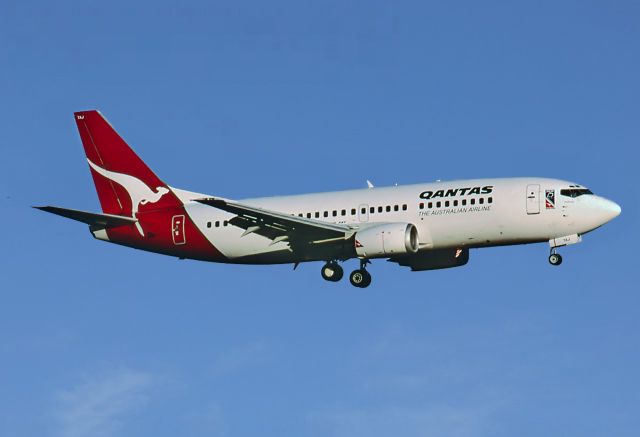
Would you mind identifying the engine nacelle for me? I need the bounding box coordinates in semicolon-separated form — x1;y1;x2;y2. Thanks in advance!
354;223;419;258
391;248;470;271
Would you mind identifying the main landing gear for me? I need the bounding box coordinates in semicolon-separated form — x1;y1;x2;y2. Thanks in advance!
320;259;372;288
349;266;371;288
321;261;344;282
548;248;563;266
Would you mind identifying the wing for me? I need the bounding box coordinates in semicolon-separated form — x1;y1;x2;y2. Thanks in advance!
194;197;355;249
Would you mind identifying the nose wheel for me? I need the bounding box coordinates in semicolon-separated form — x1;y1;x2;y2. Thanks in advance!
321;261;344;282
548;249;563;266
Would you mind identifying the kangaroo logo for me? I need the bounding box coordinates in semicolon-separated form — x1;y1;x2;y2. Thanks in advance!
87;159;170;236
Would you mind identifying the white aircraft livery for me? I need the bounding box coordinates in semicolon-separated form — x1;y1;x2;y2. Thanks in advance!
37;111;621;288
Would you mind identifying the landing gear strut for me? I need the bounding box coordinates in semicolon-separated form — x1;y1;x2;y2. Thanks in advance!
349;259;372;288
548;248;563;266
321;261;344;282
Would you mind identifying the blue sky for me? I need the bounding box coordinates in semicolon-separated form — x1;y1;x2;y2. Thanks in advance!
1;1;638;436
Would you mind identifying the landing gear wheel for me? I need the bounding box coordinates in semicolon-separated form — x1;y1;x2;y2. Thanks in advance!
321;262;343;282
548;253;563;266
349;269;372;288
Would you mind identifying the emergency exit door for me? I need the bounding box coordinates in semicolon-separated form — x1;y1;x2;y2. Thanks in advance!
526;184;540;215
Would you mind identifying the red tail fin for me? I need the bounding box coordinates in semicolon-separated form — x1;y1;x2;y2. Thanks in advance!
72;110;223;261
74;110;179;219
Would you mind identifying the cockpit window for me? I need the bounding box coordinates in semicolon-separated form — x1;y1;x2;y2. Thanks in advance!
560;188;593;198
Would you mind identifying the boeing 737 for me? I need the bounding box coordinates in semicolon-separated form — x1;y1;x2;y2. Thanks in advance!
36;111;621;287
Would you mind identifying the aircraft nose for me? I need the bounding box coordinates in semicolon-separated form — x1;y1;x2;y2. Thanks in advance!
597;197;621;223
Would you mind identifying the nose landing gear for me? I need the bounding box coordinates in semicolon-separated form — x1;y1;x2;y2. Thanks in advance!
547;234;581;266
548;249;563;266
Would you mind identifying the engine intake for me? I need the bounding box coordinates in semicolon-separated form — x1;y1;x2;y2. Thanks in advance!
355;223;419;258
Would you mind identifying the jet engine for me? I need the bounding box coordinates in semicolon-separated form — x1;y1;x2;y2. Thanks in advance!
354;223;419;258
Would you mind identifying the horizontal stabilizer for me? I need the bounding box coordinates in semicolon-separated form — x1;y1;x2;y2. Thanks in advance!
34;206;137;229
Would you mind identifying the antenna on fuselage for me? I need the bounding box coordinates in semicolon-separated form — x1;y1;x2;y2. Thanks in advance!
366;180;374;189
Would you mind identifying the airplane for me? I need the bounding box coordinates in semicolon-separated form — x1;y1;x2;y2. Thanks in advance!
36;110;621;288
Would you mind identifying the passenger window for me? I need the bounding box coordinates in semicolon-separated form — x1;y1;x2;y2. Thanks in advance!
470;199;475;205
479;198;484;204
223;220;228;226
488;197;492;204
207;222;211;228
462;199;466;206
215;221;220;227
436;201;441;208
324;211;328;218
402;204;407;211
315;212;320;218
445;201;450;207
341;209;346;216
393;205;399;212
428;202;433;209
332;210;337;217
378;206;383;213
370;206;375;214
386;205;391;212
351;208;356;215
307;213;311;218
453;200;458;207
419;203;424;210
361;207;366;214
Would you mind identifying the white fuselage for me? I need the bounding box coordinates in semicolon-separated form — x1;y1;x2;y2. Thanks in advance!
169;177;620;264
56;110;621;285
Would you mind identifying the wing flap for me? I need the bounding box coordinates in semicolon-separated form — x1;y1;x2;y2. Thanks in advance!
229;215;285;241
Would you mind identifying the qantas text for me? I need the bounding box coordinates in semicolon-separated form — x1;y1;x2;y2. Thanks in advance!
419;186;493;200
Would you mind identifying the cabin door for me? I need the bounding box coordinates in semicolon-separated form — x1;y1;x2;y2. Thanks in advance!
526;184;540;215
